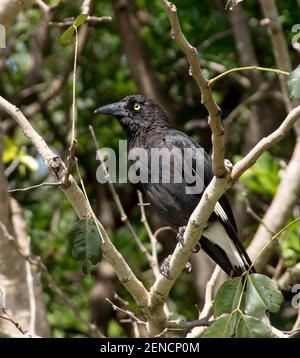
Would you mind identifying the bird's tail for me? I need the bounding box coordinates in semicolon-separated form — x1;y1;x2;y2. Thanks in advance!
201;221;255;277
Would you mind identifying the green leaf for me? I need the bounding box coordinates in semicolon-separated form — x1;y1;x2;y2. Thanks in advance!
203;313;272;338
288;65;300;99
69;218;102;274
60;25;75;45
74;14;88;28
202;315;234;338
214;277;243;317
235;314;272;338
245;274;284;318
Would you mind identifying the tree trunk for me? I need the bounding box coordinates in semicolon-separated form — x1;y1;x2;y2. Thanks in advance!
0;130;50;337
0;0;33;28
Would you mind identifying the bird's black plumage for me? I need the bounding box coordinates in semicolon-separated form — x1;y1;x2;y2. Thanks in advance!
95;95;254;276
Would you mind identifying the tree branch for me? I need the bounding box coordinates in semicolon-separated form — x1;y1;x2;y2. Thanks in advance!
159;0;226;178
49;16;112;28
8;182;61;193
106;298;146;326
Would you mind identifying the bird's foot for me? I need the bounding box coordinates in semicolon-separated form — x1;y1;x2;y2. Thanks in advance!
184;261;192;274
176;226;186;247
176;226;201;253
160;255;172;279
160;255;192;278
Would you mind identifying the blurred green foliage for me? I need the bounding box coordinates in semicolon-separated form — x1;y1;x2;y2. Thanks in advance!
238;152;280;197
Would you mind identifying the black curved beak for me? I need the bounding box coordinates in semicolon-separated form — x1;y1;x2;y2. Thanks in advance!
94;102;126;118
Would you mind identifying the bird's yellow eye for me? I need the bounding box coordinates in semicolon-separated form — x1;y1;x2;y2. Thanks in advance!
133;103;141;111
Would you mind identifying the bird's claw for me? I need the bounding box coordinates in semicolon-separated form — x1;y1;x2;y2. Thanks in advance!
176;226;186;248
176;226;201;253
192;242;201;253
184;261;192;274
160;255;172;279
160;255;192;277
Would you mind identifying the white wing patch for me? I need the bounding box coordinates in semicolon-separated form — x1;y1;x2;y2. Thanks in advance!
215;201;230;227
202;221;246;270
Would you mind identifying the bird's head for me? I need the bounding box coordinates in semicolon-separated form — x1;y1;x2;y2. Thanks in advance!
94;95;171;139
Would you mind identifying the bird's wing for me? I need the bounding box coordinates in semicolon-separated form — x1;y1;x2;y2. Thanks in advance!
163;130;254;276
162;130;213;190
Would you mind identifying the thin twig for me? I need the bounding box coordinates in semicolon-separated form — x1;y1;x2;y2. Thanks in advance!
199;29;232;51
36;0;52;13
288;327;300;338
74;159;105;244
0;309;27;336
81;0;92;14
49;16;112;28
154;327;168;337
132;321;141;338
153;226;172;239
24;21;90;117
8;182;61;193
113;292;129;307
56;2;105;247
272;257;284;281
244;196;275;235
41;263;104;337
89;126;155;269
137;190;160;278
4;158;20;177
64;26;79;186
106;298;146;326
184;266;221;338
185;266;222;338
199;265;222;319
209;66;289;88
167;316;212;331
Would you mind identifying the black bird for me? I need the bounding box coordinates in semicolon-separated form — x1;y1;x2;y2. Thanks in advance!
95;95;254;276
